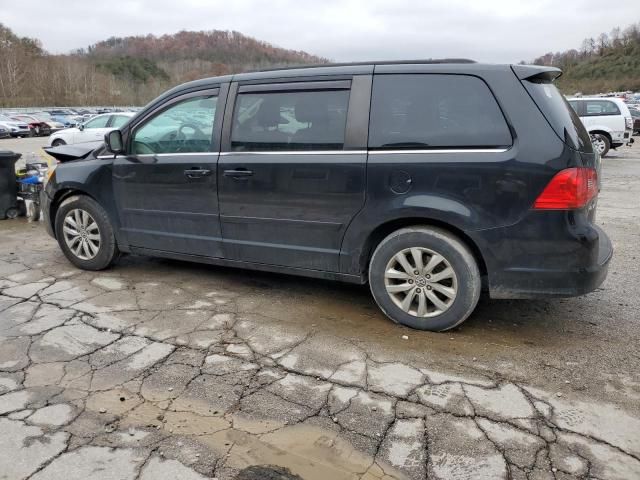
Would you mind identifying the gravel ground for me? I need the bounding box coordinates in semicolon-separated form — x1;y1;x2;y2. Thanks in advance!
0;136;639;479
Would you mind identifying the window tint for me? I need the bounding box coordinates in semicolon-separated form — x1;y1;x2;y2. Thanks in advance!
231;89;350;151
110;115;131;128
84;115;110;129
584;100;621;116
369;74;512;149
132;95;217;154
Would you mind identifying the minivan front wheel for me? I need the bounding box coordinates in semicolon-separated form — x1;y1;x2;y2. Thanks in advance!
54;195;118;270
369;227;481;331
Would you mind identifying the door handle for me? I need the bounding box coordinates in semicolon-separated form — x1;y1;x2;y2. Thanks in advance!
184;168;212;179
223;169;253;179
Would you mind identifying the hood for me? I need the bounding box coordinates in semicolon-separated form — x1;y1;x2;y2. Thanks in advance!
43;145;96;163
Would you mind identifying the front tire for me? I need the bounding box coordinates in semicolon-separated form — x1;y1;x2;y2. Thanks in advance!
54;195;118;270
369;226;481;331
51;139;66;147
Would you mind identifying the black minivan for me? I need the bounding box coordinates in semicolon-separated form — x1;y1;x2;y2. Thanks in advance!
42;60;612;331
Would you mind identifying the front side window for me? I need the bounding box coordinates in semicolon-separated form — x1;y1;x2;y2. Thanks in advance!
84;115;110;129
231;89;350;151
584;100;621;116
369;74;512;149
132;95;217;154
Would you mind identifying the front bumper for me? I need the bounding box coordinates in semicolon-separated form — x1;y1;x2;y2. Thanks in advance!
41;188;55;238
10;129;30;137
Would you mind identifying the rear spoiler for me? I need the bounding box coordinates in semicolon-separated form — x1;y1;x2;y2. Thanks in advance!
511;65;562;83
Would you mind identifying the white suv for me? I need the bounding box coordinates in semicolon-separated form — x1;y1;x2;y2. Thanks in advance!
568;97;634;157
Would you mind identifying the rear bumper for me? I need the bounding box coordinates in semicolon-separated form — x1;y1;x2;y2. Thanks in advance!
488;226;612;298
471;211;613;299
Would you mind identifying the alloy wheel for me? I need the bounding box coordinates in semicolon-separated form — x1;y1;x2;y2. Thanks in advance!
63;209;101;260
384;247;458;317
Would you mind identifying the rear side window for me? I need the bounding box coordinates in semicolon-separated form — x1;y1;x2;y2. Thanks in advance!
520;81;592;152
368;74;512;149
231;89;350;151
84;115;110;129
110;115;131;128
584;100;621;116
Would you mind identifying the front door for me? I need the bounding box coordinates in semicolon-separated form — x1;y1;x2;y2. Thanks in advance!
113;88;224;257
218;79;369;272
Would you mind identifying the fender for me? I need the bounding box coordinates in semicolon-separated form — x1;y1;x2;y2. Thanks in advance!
339;194;477;276
45;157;124;246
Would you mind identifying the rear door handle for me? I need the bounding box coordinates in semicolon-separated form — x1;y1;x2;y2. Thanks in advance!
223;169;253;179
184;168;212;179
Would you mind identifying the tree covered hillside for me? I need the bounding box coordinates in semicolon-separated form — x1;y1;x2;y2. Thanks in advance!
0;26;327;107
529;21;640;94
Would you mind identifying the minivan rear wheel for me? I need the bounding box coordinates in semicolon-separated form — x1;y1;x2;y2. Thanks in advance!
369;226;481;331
591;133;610;157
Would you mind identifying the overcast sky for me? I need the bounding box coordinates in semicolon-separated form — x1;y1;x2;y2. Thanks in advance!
3;0;638;63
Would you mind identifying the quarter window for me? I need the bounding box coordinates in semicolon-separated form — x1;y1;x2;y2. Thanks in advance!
584;100;621;116
132;95;217;154
231;89;350;151
368;74;512;149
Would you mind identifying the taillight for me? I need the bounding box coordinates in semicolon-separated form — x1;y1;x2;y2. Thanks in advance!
626;117;633;129
533;167;598;210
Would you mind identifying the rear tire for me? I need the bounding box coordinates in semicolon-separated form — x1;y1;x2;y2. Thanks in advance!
369;226;481;331
54;195;118;270
591;133;610;157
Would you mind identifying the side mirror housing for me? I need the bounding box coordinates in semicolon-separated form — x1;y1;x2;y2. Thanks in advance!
78;123;84;131
105;130;124;155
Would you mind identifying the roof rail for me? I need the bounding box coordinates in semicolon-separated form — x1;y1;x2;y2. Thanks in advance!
248;58;477;73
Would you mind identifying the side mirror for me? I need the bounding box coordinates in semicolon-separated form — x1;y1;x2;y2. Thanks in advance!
78;123;84;131
105;130;124;155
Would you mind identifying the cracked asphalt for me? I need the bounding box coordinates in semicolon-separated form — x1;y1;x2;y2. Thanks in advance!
1;138;639;479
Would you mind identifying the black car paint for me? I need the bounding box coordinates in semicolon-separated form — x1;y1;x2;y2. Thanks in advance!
43;62;612;299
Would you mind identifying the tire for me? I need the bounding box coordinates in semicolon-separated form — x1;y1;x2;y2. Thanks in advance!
591;133;610;157
51;139;66;147
369;226;481;331
54;195;119;270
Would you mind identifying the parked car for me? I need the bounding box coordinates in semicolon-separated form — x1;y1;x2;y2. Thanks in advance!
0;114;31;137
30;112;66;132
568;97;634;156
48;112;135;148
42;61;612;332
11;115;52;137
0;125;9;139
628;106;640;135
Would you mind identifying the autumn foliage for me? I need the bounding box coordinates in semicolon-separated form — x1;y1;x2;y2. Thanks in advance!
0;25;327;107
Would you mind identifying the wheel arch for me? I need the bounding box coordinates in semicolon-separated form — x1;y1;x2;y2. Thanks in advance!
589;129;612;143
49;188;100;238
359;217;488;278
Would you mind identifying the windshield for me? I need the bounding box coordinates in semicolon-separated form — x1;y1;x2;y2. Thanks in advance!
521;81;593;153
